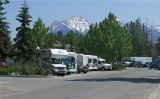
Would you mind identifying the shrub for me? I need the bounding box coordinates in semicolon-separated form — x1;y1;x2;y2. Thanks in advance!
0;67;9;75
119;64;126;70
0;65;45;75
112;63;126;71
8;66;23;75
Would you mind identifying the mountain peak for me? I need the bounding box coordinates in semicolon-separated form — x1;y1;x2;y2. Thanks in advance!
50;16;90;35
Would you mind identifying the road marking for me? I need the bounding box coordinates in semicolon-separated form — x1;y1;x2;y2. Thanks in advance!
149;85;160;99
147;84;160;99
152;90;158;99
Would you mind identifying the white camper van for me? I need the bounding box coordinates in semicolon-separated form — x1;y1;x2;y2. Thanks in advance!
76;54;88;67
92;55;98;70
76;54;98;71
86;55;98;70
97;58;112;71
86;55;94;70
40;49;68;76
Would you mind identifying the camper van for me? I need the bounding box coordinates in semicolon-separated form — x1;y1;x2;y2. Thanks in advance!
39;49;68;76
92;55;98;70
76;54;98;71
76;54;89;73
61;52;77;75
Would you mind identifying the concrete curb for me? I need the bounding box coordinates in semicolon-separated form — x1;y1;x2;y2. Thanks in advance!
147;84;160;99
0;75;53;78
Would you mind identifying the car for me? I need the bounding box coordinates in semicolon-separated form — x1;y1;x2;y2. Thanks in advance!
149;62;158;69
143;62;152;68
123;61;131;67
133;61;143;68
0;62;6;67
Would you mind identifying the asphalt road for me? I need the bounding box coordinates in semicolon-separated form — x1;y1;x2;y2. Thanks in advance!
1;68;160;99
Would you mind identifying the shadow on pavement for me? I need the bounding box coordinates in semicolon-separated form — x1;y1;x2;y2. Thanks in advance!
66;77;160;84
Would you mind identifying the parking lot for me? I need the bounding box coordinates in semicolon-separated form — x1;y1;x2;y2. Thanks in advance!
1;68;160;99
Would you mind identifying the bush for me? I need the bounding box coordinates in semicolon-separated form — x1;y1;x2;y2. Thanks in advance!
0;65;45;75
8;66;23;75
23;65;45;75
112;64;126;71
119;64;126;70
37;67;45;75
0;67;9;75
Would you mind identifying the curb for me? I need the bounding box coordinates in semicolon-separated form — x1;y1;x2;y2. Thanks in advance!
147;84;160;99
0;75;53;78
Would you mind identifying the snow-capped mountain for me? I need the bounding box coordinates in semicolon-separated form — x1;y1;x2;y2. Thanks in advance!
50;16;90;35
50;16;160;42
118;20;160;42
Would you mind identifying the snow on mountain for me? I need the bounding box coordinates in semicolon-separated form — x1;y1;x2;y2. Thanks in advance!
50;16;160;42
118;20;126;27
117;20;160;42
50;16;90;35
153;25;160;32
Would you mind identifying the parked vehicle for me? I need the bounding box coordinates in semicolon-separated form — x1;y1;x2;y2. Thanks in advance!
61;52;77;75
86;55;98;71
130;57;152;67
133;61;143;68
0;62;6;67
76;54;93;71
149;62;158;69
77;61;88;74
39;49;68;76
158;64;160;70
92;55;98;70
143;62;152;68
86;55;94;70
123;61;132;67
97;58;112;71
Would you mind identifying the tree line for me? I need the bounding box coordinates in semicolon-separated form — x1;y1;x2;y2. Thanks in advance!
0;0;160;65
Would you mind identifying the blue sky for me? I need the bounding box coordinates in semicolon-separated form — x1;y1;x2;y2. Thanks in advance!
4;0;160;40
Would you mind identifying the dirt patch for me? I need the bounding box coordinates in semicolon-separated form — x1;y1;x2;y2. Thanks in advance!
0;86;14;93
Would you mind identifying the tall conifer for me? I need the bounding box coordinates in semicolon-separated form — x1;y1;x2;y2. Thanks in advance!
13;0;38;65
0;0;12;61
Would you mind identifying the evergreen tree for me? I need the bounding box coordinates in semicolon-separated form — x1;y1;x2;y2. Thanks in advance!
32;17;54;48
66;30;75;52
56;31;63;42
0;0;12;61
156;38;160;56
127;18;153;57
13;0;38;65
44;32;55;48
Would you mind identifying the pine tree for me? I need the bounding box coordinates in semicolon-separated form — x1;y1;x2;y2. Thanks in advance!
156;38;160;56
0;0;12;61
13;0;38;65
56;31;63;42
127;18;153;57
66;30;75;52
